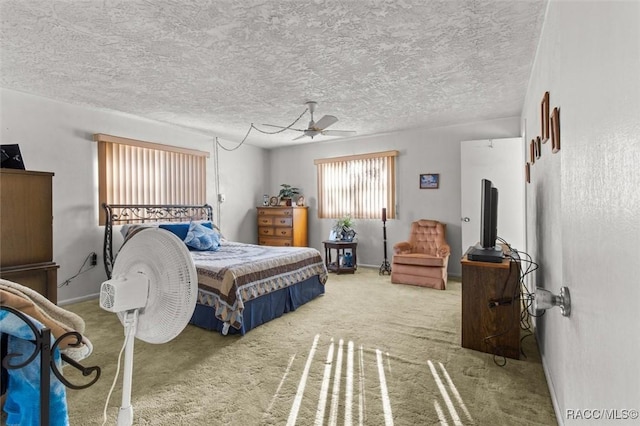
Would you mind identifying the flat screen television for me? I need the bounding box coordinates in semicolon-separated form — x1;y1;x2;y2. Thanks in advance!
0;144;25;169
468;178;503;263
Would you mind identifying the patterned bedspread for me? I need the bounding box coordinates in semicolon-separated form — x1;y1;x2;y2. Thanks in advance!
190;241;328;330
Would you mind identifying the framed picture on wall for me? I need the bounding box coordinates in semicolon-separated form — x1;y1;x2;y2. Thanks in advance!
530;139;536;164
551;107;561;153
541;91;550;143
420;173;439;189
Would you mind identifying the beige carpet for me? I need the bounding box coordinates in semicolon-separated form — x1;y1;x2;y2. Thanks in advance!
63;268;556;425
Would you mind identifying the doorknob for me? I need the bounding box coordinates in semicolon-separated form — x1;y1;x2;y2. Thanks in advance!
462;217;470;222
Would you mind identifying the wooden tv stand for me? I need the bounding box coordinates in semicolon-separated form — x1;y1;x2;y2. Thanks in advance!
461;248;521;359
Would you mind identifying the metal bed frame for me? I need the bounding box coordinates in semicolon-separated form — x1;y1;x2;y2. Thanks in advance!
102;203;213;278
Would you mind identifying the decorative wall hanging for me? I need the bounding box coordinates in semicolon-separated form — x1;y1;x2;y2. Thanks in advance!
525;162;531;183
530;139;536;164
536;136;542;160
541;92;550;143
420;173;439;189
551;107;561;153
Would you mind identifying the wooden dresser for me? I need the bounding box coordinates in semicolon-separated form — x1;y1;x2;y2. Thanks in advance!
0;169;59;303
460;250;521;359
256;206;308;247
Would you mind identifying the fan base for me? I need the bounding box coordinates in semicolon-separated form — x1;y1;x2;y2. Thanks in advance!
117;406;133;426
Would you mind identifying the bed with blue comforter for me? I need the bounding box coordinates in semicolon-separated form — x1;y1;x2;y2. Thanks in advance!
102;204;327;335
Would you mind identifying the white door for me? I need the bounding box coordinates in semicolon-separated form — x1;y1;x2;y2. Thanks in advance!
460;138;525;254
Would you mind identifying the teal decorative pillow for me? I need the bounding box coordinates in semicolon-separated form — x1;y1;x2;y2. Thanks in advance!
184;222;221;251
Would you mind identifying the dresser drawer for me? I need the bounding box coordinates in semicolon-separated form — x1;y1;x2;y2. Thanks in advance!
272;228;292;237
268;208;293;217
259;227;275;236
257;207;293;217
273;217;293;227
259;227;292;237
259;237;293;247
258;216;274;226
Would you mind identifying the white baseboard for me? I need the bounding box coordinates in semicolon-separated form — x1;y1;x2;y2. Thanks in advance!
58;293;99;306
357;263;386;269
540;331;564;426
354;264;461;280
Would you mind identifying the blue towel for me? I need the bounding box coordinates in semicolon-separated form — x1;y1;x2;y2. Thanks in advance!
0;310;69;426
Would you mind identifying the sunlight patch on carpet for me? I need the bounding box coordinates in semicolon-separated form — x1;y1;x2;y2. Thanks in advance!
265;353;296;418
287;334;320;426
376;348;394;425
428;359;474;425
273;334;478;425
437;361;473;423
275;334;402;426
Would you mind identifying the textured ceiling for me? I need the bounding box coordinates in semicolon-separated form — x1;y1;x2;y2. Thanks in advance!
0;0;547;149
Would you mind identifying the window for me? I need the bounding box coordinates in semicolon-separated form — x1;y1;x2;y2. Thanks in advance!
95;133;209;224
314;150;398;219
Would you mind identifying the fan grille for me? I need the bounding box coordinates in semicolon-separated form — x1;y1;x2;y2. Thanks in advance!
112;228;198;344
100;283;116;309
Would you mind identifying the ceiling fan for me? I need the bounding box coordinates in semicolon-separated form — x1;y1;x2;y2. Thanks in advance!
263;101;357;140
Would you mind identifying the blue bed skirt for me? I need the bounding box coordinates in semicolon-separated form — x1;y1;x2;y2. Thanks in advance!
189;275;325;335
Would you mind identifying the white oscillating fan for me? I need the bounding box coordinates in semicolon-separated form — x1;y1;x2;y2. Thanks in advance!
100;228;198;425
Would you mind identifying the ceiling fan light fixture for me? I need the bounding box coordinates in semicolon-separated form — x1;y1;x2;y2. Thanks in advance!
305;101;318;114
262;101;356;141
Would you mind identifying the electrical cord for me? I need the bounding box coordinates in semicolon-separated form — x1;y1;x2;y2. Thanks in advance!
102;330;130;426
212;107;309;229
483;238;540;366
215;107;309;151
513;249;545;360
58;253;96;287
213;138;222;231
483;259;518;366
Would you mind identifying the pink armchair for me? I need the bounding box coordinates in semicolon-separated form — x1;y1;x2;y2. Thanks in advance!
391;219;450;290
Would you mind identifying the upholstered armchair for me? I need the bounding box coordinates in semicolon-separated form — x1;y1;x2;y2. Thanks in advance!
391;219;450;290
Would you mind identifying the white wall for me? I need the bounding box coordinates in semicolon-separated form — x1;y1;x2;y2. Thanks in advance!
0;88;267;304
268;117;520;276
521;1;640;424
0;87;517;300
214;139;269;244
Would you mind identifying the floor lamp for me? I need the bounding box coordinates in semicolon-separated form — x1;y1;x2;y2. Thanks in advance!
379;208;392;275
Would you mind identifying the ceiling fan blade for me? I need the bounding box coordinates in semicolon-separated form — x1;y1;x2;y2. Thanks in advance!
261;124;305;132
292;134;309;141
321;129;357;137
314;115;339;130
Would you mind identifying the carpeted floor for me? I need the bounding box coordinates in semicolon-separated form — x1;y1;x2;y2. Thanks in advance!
63;267;557;425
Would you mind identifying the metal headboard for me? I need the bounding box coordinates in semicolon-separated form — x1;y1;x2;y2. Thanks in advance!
102;203;214;278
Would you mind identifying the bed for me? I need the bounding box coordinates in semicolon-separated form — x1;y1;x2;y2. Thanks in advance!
102;204;327;336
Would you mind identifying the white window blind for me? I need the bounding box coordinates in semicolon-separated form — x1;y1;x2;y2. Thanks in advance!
314;150;398;219
95;133;209;224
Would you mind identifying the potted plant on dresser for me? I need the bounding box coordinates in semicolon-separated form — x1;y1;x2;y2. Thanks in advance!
278;184;301;206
